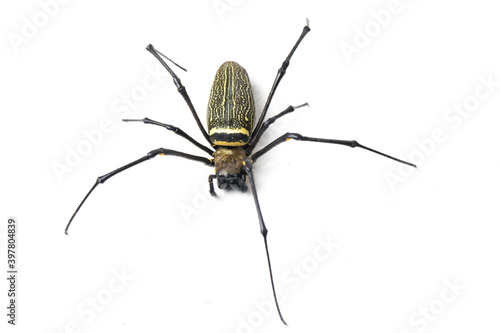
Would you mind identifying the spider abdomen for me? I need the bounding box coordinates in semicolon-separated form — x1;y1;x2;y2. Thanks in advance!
207;61;255;146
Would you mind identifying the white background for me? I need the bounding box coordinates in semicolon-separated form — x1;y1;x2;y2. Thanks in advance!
1;0;500;332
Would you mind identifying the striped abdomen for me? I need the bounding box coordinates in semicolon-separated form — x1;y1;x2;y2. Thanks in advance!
207;61;255;146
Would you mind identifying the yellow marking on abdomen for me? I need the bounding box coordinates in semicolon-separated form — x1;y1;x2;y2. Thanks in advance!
209;127;250;136
211;141;246;146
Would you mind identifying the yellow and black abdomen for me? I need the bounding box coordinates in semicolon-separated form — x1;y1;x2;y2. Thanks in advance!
207;61;255;146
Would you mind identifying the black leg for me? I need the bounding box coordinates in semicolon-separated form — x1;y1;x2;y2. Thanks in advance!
208;174;217;196
146;44;213;145
65;148;214;234
123;117;214;156
248;20;310;147
251;132;417;167
242;157;287;326
245;103;308;154
154;48;187;72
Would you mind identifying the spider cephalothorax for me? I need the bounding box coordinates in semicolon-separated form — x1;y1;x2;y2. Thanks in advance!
213;146;247;191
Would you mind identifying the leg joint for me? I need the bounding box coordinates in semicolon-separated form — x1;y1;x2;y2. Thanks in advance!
285;132;303;141
279;60;289;74
147;148;168;158
261;225;268;237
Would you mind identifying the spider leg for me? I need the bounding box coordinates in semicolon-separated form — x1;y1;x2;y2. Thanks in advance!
245;103;308;155
251;132;416;167
146;44;212;145
123;117;214;156
65;148;214;234
208;174;217;197
247;19;311;149
243;157;287;326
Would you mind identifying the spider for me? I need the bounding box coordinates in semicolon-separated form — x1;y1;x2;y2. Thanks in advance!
65;20;416;325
